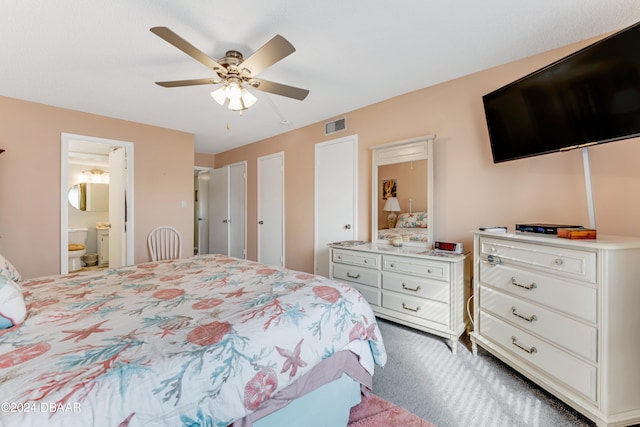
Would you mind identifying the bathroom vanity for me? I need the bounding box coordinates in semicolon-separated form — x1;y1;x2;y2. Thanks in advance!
97;227;109;267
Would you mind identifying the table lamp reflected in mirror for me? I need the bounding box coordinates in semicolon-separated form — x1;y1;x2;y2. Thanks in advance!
383;197;401;229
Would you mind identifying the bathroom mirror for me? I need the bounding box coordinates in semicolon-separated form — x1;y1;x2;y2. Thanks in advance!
68;182;109;211
371;135;435;248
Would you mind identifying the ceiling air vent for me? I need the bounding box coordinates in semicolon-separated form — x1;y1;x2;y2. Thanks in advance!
324;117;346;135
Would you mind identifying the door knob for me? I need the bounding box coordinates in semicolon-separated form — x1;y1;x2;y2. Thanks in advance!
344;224;351;229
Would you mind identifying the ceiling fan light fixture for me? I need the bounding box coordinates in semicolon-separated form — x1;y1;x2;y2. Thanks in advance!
212;82;258;111
228;97;244;111
225;81;243;100
211;87;227;106
240;88;257;109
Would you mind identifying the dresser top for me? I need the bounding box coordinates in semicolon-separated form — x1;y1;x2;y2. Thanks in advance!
330;242;467;262
475;230;640;250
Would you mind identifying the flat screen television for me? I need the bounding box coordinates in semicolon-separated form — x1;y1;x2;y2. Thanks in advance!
483;21;640;163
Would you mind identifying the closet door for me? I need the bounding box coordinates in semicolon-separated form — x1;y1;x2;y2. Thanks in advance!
228;162;246;259
207;163;247;257
196;171;210;255
314;135;357;277
257;152;284;267
209;167;229;255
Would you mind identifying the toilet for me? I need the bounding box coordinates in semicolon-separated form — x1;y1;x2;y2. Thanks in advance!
68;227;88;272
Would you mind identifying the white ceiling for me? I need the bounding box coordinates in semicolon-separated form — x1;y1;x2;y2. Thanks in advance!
2;1;639;154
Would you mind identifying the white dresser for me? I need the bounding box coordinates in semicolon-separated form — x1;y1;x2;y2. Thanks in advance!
471;231;640;427
330;243;470;353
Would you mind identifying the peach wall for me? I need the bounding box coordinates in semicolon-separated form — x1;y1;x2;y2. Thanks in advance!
0;96;195;279
206;34;640;274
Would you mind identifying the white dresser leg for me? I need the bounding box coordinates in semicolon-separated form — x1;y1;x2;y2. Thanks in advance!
450;338;458;355
470;335;478;356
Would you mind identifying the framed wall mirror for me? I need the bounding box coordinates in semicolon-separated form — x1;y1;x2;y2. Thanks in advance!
68;182;109;211
371;135;435;248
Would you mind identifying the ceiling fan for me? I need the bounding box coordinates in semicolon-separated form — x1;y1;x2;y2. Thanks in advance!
150;27;309;111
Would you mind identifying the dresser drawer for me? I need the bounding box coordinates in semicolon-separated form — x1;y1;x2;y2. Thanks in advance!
480;237;596;283
332;264;380;288
332;249;380;269
480;286;597;362
382;292;449;326
479;261;596;323
383;255;449;282
382;272;449;303
349;283;381;307
480;311;596;401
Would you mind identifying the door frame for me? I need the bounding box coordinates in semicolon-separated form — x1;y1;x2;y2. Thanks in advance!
60;133;134;273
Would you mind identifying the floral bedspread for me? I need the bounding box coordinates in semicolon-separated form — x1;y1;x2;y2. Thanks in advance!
0;255;386;426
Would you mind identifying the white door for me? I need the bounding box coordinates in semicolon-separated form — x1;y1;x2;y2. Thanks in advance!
258;152;284;267
314;135;358;277
197;171;210;255
109;147;126;268
209;167;229;255
228;163;246;259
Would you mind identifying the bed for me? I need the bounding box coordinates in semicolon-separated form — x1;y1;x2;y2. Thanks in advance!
0;254;386;426
378;211;429;243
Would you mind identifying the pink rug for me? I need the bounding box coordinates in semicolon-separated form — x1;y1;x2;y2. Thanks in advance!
348;393;436;427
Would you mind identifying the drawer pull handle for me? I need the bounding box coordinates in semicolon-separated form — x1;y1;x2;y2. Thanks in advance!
511;307;537;322
427;269;432;274
364;260;368;264
511;336;537;354
401;303;421;312
390;263;395;268
487;254;502;264
510;277;537;290
402;283;421;292
346;272;360;279
554;258;564;266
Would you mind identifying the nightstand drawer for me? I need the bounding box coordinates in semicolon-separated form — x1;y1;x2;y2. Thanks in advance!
480;311;596;401
479;261;596;323
333;264;380;288
332;249;380;269
382;292;449;326
480;286;597;361
383;255;449;282
480;237;596;283
382;272;449;303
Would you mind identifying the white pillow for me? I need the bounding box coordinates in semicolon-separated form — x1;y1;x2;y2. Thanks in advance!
0;275;26;328
0;254;22;282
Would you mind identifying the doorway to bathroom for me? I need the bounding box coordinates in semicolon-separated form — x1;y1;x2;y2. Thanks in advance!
60;133;134;274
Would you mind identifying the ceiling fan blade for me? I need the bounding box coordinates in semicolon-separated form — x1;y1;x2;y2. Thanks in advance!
150;27;226;75
250;78;309;101
240;35;296;76
155;78;221;88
